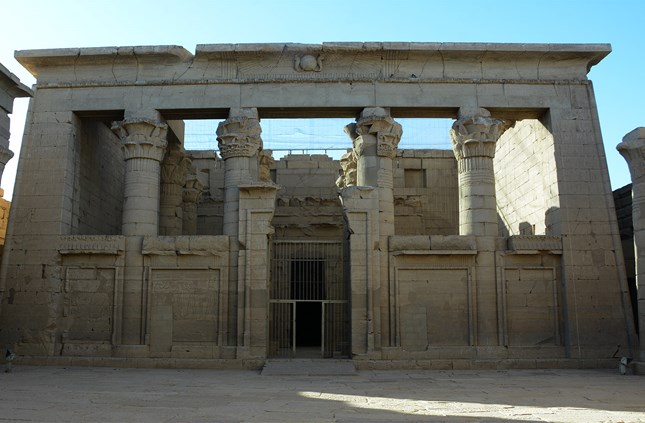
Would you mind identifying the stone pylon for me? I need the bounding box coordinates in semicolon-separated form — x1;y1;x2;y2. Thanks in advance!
617;127;645;367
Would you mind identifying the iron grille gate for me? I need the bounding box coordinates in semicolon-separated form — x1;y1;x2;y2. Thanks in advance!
269;240;349;358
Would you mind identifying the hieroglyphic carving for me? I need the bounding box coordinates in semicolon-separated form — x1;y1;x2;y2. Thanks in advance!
59;235;125;255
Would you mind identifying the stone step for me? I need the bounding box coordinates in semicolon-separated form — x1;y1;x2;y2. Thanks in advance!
261;359;357;376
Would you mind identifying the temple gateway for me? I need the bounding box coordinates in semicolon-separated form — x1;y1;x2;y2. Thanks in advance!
0;42;639;370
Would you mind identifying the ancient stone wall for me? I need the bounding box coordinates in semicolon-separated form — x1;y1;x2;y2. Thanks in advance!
272;153;344;240
393;149;458;235
73;120;124;235
494;119;559;236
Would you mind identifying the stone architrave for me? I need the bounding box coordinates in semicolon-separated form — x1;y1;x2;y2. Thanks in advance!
160;148;192;236
112;119;168;236
450;107;512;237
617;127;645;364
182;173;203;236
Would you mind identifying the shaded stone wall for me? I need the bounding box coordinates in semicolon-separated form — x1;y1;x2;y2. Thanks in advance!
494;119;559;236
393;149;458;235
73;120;124;235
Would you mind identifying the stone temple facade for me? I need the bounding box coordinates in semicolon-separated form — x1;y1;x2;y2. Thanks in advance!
0;43;638;369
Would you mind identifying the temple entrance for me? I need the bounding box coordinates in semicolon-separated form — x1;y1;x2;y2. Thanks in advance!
268;240;349;358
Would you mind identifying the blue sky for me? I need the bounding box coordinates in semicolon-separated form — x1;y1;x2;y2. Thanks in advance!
2;0;643;198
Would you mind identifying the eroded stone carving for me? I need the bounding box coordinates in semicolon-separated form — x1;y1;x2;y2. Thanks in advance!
347;107;403;159
336;151;357;188
216;110;262;159
294;54;323;72
258;150;275;182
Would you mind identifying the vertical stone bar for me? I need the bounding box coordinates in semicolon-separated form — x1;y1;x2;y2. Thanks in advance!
112;119;167;347
451;107;511;346
617;127;645;367
216;108;262;345
345;107;402;350
182;173;203;236
450;107;511;237
160;148;191;236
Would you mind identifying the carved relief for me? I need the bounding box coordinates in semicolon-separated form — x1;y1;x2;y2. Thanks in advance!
294;54;324;72
59;235;125;255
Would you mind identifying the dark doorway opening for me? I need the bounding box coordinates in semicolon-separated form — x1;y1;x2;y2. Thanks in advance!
296;302;322;356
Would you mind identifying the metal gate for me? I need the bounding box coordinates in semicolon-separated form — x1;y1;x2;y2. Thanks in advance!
268;240;349;358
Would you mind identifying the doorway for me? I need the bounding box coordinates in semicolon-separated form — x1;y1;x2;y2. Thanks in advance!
268;240;349;358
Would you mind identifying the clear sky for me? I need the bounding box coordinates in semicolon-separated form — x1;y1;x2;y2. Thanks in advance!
2;0;643;199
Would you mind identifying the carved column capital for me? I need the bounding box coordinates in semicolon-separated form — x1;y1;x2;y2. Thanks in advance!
450;107;512;164
161;148;192;186
349;107;402;158
618;128;645;182
183;174;204;204
216;110;262;160
111;119;168;162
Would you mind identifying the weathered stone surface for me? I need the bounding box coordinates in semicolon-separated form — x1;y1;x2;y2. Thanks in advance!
0;43;633;370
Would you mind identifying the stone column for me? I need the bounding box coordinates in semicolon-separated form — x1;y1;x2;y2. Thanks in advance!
112;119;168;236
217;108;262;238
216;108;262;345
450;107;511;346
617;127;645;365
182;174;203;236
450;107;511;237
111;119;167;347
345;107;402;236
160;148;191;236
344;107;402;349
